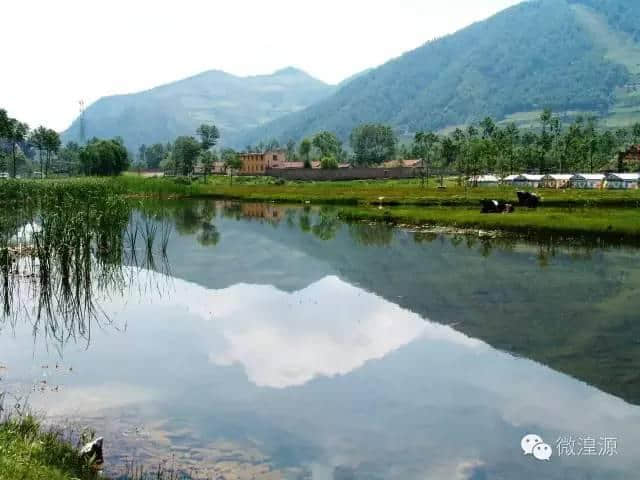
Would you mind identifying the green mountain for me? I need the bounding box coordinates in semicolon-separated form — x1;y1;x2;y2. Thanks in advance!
61;67;335;150
237;0;640;146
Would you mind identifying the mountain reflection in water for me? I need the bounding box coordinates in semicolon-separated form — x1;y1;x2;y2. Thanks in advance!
1;199;639;480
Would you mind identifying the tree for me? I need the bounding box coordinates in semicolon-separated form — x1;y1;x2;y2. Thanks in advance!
320;155;339;169
538;108;554;173
299;138;312;168
480;117;496;139
198;150;215;183
29;127;47;176
6;118;29;178
145;143;165;169
312;131;342;158
58;141;82;174
461;137;485;186
221;148;242;185
413;131;440;187
350;124;396;166
502;123;520;174
0;110;9;139
138;144;147;166
440;136;460;186
43;129;61;175
286;139;297;162
632;123;640;144
173;136;201;176
583;116;599;173
79;138;129;176
196;124;220;151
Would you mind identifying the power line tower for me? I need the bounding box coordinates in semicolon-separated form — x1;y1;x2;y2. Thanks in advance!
78;100;86;144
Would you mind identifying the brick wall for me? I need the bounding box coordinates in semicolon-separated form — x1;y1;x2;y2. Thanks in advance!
265;167;418;181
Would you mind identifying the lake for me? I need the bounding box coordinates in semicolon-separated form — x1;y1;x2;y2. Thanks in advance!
0;199;639;479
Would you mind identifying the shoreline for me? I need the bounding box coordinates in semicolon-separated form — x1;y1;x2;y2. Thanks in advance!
2;177;639;241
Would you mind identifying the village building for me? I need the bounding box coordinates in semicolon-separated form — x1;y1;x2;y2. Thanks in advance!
238;150;287;175
503;174;543;188
570;173;605;189
540;174;572;189
502;174;520;185
519;174;543;188
381;159;422;169
212;162;226;174
468;174;499;186
605;172;640;190
617;145;640;171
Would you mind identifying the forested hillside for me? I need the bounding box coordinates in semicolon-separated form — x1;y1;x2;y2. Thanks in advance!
570;0;640;41
62;68;334;150
237;0;638;146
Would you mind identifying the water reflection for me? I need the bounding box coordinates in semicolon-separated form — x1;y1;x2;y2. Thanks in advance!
8;268;639;480
0;199;639;479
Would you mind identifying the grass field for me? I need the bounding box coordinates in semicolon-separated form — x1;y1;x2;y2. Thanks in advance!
116;175;640;207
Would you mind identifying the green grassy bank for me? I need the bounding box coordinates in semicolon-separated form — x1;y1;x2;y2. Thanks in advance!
337;205;640;241
116;175;640;208
3;176;639;239
0;417;98;480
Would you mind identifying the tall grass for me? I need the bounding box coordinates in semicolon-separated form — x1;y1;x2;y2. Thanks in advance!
0;186;172;348
0;415;100;480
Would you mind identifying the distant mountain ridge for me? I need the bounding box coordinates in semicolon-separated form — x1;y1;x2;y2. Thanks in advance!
62;67;335;150
237;0;640;145
64;0;640;150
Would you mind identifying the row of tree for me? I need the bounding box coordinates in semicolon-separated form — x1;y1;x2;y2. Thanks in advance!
1;108;131;177
135;124;243;182
248;110;640;175
0;109;31;177
411;111;640;181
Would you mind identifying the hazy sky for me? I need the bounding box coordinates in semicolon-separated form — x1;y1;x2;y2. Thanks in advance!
1;0;522;131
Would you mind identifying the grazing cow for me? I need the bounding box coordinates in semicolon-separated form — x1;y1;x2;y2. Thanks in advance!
481;200;515;214
516;191;540;208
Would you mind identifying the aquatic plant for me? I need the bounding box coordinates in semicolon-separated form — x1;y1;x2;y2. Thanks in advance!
0;191;172;350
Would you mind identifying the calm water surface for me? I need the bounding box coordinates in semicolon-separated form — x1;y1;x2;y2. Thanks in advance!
1;200;639;479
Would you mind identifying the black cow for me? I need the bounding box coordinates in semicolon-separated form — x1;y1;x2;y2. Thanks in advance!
516;191;540;209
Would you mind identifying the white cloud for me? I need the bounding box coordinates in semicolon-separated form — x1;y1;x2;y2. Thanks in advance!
117;271;483;388
0;0;522;130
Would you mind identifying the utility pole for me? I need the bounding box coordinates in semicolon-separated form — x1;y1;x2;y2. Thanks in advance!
79;100;86;144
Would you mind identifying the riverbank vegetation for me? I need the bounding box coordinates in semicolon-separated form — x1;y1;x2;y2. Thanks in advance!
0;176;637;241
0;416;99;480
337;205;640;242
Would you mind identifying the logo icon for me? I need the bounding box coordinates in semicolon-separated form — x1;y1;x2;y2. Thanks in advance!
521;434;552;461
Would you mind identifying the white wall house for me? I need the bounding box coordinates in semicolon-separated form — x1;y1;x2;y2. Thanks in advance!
510;174;543;188
502;174;520;185
540;174;573;189
469;175;500;187
605;173;640;189
570;174;605;189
